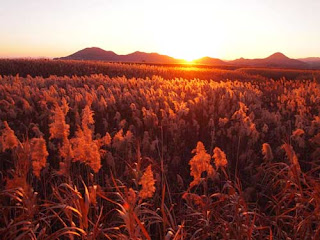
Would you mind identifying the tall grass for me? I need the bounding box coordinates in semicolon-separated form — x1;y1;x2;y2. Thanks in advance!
0;65;320;238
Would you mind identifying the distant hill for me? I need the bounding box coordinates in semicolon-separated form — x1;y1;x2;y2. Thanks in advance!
231;52;308;69
56;48;319;69
299;57;320;69
120;51;181;64
57;47;184;64
193;56;227;65
59;47;119;61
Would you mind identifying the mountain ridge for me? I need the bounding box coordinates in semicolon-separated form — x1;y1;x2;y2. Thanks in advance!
56;47;319;69
230;52;308;69
57;47;184;64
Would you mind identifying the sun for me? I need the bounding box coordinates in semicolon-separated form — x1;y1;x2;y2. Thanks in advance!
168;45;215;63
175;51;204;62
179;53;200;62
183;59;195;64
161;40;215;62
151;2;224;63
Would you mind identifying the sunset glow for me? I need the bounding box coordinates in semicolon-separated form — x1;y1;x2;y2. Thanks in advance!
1;0;320;60
2;0;320;238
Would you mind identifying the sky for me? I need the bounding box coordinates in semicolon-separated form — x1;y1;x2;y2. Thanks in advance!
1;0;320;60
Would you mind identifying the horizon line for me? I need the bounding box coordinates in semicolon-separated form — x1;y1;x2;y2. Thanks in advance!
1;47;320;61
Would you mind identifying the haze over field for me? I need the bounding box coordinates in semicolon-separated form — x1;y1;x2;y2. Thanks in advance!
1;0;320;60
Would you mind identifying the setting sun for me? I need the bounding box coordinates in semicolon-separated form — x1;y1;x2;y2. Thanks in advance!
148;1;224;61
2;0;319;59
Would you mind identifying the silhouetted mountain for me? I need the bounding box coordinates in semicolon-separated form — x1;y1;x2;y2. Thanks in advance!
299;57;320;69
266;52;289;60
57;47;184;64
231;52;308;69
122;51;181;63
299;57;320;62
56;48;318;69
193;56;226;65
59;47;119;61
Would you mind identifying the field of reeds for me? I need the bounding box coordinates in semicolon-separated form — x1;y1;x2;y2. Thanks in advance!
1;59;320;81
1;60;320;239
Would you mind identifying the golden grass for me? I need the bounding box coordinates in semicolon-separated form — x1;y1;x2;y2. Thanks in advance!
0;61;320;239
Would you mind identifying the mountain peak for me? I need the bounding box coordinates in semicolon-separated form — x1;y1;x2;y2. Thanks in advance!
85;47;102;50
56;47;312;69
267;52;289;60
60;47;117;61
194;56;226;65
58;47;182;64
80;47;107;53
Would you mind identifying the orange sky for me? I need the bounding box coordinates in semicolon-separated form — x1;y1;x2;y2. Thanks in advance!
1;0;320;60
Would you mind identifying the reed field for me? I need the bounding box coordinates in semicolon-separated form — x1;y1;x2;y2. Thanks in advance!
1;60;320;239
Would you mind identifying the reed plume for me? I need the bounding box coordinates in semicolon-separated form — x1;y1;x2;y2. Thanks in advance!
189;141;215;187
0;121;19;152
30;137;48;178
212;147;228;169
139;165;156;199
262;143;273;162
